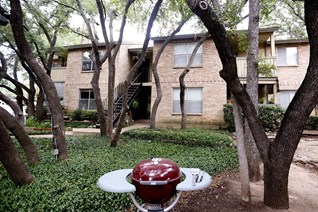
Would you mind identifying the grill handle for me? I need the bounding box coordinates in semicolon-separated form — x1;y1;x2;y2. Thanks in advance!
139;180;168;186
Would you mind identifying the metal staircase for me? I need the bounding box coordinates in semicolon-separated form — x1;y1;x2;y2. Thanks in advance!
112;82;142;126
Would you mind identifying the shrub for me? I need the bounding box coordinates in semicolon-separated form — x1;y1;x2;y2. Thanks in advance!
81;110;98;122
258;105;285;132
304;116;318;130
70;109;98;122
223;104;235;132
72;109;82;121
25;117;51;128
122;128;234;148
223;104;285;132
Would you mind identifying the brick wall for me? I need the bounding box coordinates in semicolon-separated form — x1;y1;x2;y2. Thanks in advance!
63;44;136;110
275;43;309;91
152;38;227;127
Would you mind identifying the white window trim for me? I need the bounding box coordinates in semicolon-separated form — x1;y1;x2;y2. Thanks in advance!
82;51;94;72
79;89;96;110
173;43;203;68
277;47;298;67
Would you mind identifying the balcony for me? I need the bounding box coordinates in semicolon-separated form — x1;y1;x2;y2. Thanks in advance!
236;56;277;78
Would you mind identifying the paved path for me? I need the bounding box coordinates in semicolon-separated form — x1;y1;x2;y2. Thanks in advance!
29;123;149;138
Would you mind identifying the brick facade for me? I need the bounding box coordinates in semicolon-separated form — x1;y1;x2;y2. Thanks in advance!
152;38;227;127
57;34;311;127
63;43;138;110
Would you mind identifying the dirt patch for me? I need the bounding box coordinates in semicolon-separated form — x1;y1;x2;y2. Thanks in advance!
173;136;318;211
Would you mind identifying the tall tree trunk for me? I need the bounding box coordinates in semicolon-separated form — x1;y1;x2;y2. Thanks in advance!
185;0;318;209
27;77;36;117
91;54;107;137
0;119;34;185
111;82;128;146
179;33;209;129
245;0;261;182
233;97;250;203
35;88;45;121
10;0;68;160
76;0;108;137
150;20;187;129
263;159;290;209
112;0;163;146
0;107;39;164
12;56;24;110
107;54;115;137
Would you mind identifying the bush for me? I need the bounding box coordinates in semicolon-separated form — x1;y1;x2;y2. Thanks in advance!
70;109;98;122
122;128;234;148
81;110;98;122
72;109;82;121
304;116;318;130
25;117;51;128
258;105;285;132
223;104;285;132
223;104;235;132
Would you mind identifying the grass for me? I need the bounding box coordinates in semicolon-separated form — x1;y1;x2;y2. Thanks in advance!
0;128;238;211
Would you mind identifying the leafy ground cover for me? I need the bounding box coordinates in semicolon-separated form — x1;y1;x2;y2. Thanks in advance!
0;128;238;211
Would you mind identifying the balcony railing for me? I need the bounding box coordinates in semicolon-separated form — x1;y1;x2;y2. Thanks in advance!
236;56;277;78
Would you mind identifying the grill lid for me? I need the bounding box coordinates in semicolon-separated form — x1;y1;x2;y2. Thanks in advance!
131;158;181;183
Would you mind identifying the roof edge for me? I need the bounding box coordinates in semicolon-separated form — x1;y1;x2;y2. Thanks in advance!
151;27;279;41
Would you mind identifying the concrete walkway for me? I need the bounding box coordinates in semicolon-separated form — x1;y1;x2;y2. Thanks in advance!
29;122;149;138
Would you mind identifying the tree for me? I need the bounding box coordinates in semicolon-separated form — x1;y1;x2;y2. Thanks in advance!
8;0;68;160
0;47;38;185
111;0;163;146
0;118;34;185
232;97;250;203
261;0;306;39
179;32;208;129
244;0;261;182
150;0;192;129
150;20;187;129
186;0;317;209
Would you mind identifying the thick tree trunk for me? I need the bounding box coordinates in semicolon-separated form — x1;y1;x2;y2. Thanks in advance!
10;0;68;160
245;0;261;182
0;107;39;164
263;160;290;209
185;0;318;209
150;20;187;129
0;119;34;185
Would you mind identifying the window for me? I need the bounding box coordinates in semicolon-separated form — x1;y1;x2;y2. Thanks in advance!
279;90;296;109
277;47;298;66
173;88;203;114
174;43;203;67
79;89;96;110
82;51;94;71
